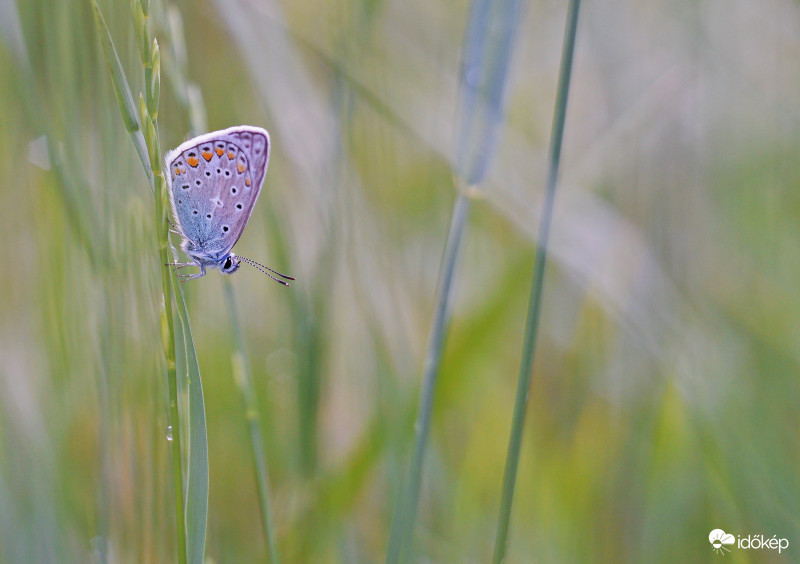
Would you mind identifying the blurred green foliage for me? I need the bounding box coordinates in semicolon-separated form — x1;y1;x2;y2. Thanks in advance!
1;0;799;562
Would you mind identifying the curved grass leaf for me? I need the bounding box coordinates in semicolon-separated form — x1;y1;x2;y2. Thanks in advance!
92;1;139;134
174;279;209;564
92;0;152;184
224;280;279;564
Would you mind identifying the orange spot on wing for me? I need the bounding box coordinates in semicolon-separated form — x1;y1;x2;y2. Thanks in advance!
174;167;181;175
228;152;235;159
245;177;251;186
181;168;186;174
216;148;224;156
186;157;199;167
202;150;213;161
237;162;246;173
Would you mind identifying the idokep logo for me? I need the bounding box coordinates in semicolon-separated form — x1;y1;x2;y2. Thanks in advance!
709;528;790;556
709;529;735;555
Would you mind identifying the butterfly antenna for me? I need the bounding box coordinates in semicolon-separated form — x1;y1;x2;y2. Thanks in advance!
235;255;295;286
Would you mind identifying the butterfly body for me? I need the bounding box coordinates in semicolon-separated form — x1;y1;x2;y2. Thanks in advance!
165;126;292;283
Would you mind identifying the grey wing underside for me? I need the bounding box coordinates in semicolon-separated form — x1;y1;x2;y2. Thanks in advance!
165;127;269;256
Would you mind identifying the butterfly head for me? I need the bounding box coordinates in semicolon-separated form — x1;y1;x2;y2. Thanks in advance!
220;254;241;275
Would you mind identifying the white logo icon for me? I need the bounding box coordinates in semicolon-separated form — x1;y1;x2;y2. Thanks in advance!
709;529;735;555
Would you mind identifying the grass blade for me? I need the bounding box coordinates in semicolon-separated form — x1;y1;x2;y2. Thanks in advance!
174;280;209;564
455;0;522;185
92;2;200;561
92;0;152;182
492;0;582;561
223;279;280;564
385;191;470;563
91;1;139;134
386;0;522;559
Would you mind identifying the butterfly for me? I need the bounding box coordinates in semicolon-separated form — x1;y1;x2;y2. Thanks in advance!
164;126;294;285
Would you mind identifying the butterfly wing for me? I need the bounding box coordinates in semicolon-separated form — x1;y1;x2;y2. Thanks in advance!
165;126;270;258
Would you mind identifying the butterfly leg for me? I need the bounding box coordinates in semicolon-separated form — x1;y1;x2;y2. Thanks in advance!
178;264;207;282
166;261;206;280
166;218;181;235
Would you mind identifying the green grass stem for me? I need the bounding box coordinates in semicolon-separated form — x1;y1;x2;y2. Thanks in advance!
386;190;471;564
92;3;214;562
148;109;189;564
492;1;582;561
223;279;280;564
386;0;521;557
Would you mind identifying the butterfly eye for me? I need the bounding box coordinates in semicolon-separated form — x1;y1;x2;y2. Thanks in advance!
224;257;232;269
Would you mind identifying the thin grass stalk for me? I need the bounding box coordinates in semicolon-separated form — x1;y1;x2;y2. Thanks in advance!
386;190;471;564
492;0;582;561
157;7;211;563
142;47;190;564
223;280;280;564
151;118;189;564
92;3;189;561
386;0;521;557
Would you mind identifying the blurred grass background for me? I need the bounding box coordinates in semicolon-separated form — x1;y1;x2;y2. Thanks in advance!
2;0;800;562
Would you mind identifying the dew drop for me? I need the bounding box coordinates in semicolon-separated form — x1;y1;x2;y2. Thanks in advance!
166;426;173;441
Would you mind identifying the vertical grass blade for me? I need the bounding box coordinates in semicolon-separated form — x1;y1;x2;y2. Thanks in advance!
386;192;470;564
223;280;280;564
492;1;582;562
174;281;209;564
157;166;188;564
386;0;521;560
158;9;209;561
455;0;522;185
91;2;208;562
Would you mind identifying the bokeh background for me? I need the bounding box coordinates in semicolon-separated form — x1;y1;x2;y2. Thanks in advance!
1;0;799;561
